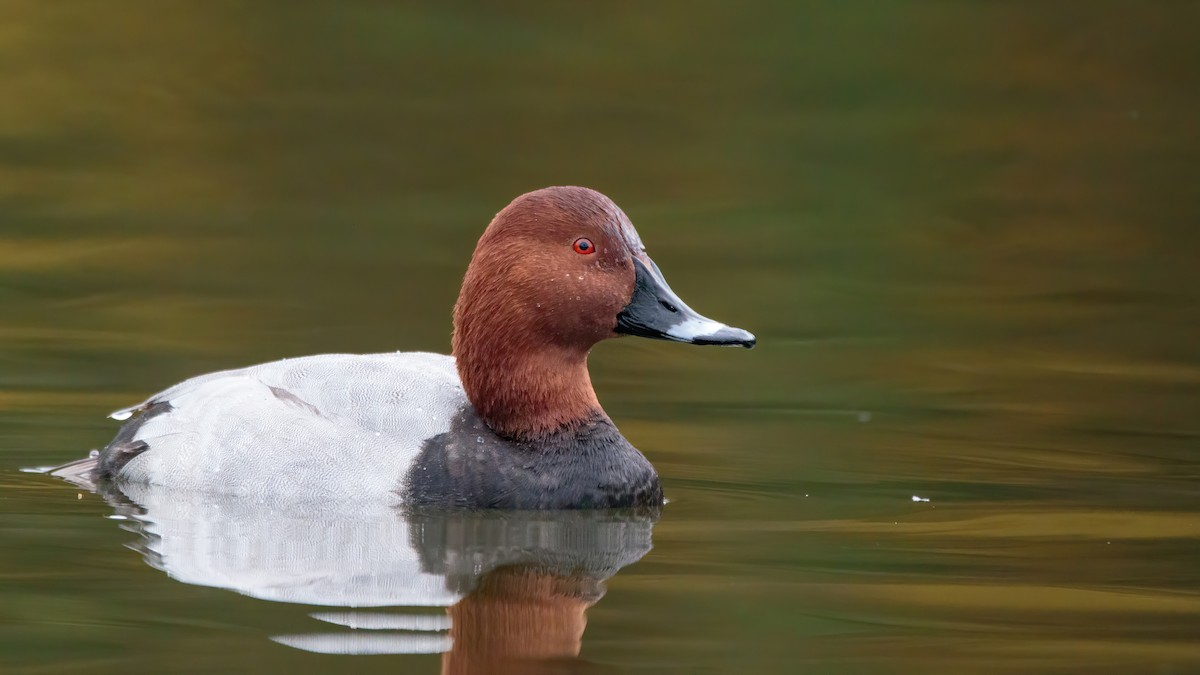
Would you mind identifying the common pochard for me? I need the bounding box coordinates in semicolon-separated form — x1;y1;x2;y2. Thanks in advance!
51;187;755;508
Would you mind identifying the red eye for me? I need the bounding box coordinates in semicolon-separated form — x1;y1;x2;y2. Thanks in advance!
573;238;595;255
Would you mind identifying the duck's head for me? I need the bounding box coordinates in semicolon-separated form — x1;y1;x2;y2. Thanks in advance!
453;186;755;439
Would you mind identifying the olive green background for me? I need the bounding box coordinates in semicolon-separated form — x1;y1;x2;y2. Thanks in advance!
2;2;1198;673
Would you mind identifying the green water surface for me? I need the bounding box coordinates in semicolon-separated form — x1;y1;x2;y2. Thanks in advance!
2;3;1198;674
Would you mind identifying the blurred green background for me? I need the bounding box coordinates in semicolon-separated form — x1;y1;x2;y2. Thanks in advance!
2;2;1198;674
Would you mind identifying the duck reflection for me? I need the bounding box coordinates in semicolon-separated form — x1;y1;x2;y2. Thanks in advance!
87;481;656;672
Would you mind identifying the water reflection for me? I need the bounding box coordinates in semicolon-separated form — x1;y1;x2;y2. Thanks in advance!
80;478;655;671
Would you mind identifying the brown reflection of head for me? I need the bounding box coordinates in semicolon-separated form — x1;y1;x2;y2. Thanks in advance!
443;565;618;675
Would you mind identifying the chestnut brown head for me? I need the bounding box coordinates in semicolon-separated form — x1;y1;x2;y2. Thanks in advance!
454;187;643;351
452;186;754;439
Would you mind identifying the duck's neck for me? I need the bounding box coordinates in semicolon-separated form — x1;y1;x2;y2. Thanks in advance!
453;336;605;442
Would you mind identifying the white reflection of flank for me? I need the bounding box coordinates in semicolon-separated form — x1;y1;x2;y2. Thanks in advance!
84;481;655;656
271;633;453;655
309;611;453;631
118;483;458;607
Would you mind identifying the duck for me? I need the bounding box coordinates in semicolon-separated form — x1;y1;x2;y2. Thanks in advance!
50;186;755;509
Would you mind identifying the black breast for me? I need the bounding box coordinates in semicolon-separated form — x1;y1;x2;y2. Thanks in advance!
401;408;663;510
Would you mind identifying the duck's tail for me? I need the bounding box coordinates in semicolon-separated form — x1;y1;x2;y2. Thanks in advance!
44;452;100;491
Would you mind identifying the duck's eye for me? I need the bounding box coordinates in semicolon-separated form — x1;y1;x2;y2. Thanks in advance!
573;238;595;255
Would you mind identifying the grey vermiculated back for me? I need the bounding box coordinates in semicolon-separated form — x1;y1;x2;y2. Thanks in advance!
114;352;467;501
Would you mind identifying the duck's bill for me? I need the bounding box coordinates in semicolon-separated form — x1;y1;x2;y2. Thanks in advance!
615;258;756;349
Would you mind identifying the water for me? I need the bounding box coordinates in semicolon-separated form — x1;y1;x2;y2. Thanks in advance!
2;2;1198;673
